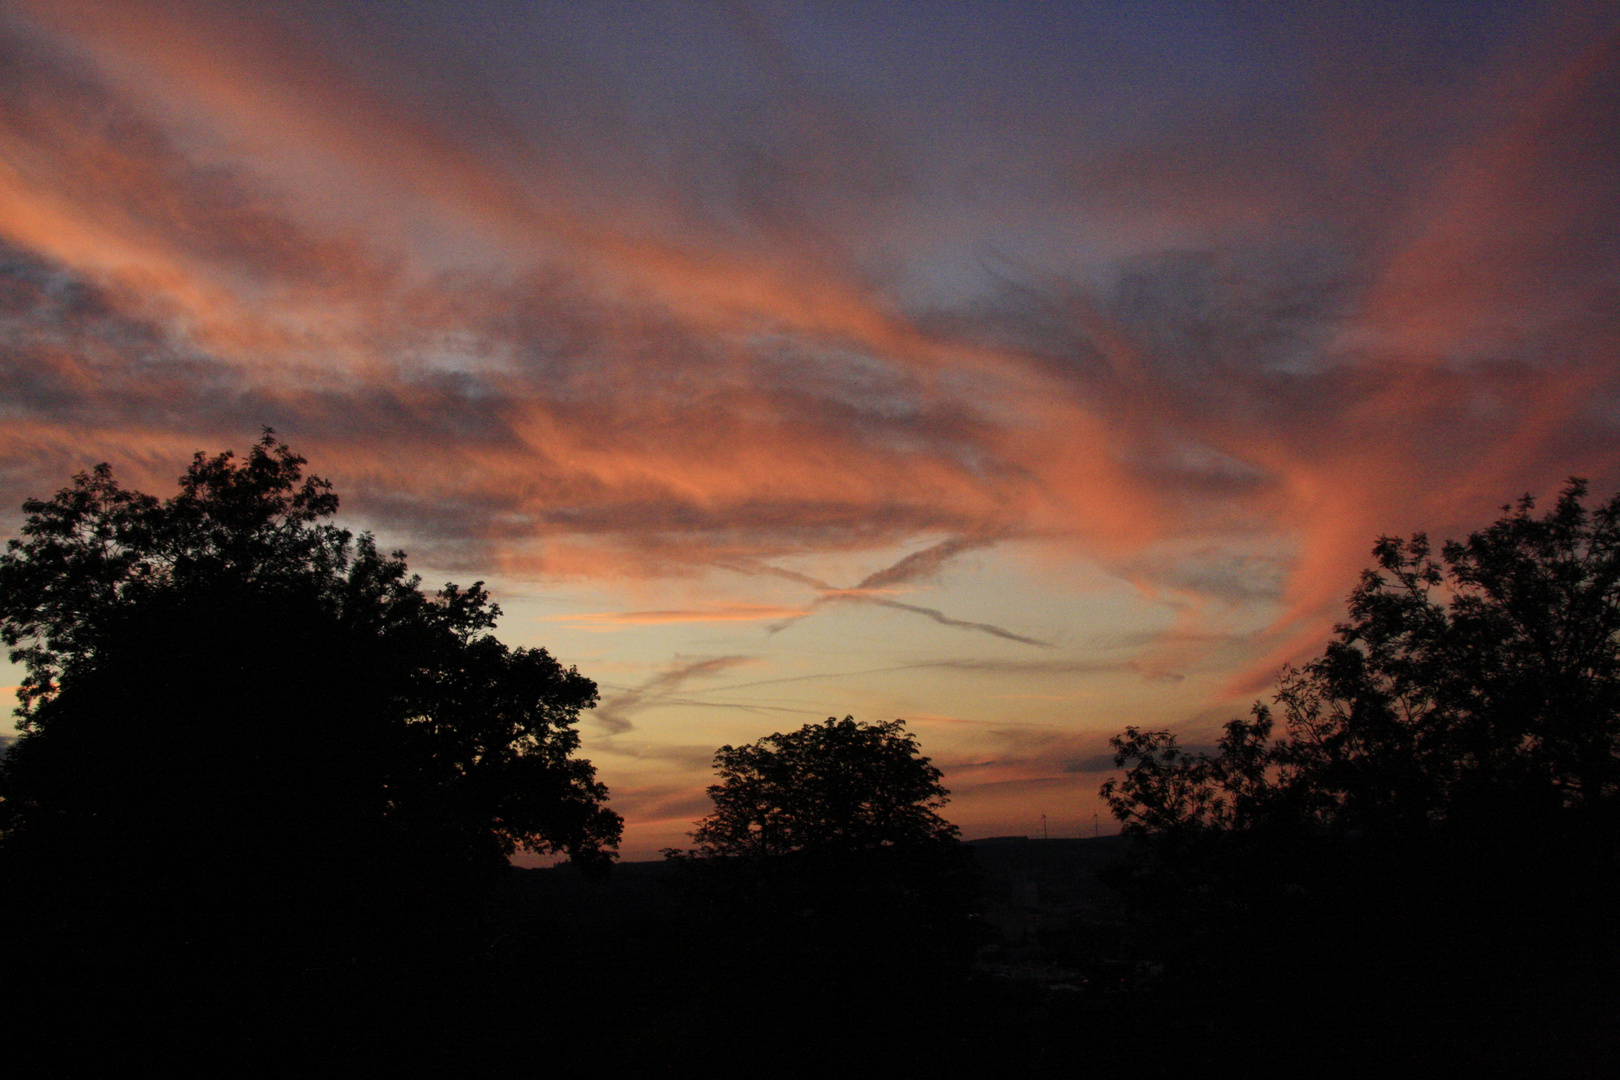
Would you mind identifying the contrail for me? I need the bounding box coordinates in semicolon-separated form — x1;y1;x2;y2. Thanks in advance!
721;535;1048;646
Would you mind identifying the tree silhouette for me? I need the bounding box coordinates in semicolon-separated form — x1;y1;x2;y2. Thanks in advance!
1098;480;1620;1068
0;432;620;1062
1103;478;1620;841
666;716;978;1013
684;715;959;858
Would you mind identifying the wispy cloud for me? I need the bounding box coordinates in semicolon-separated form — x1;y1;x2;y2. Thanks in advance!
839;595;1051;647
724;537;1051;644
550;604;810;630
593;655;759;733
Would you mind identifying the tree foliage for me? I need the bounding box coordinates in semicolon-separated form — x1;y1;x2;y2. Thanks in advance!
1096;482;1620;1050
683;715;959;858
1103;479;1620;843
667;715;978;1005
0;431;621;906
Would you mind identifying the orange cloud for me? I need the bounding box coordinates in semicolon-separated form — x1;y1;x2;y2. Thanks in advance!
552;605;811;629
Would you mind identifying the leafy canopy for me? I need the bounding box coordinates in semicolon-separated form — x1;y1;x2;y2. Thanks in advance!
683;715;959;858
1103;478;1620;841
0;431;621;871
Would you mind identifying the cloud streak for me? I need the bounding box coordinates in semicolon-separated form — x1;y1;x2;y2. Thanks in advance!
593;655;759;734
552;605;811;629
723;536;1050;644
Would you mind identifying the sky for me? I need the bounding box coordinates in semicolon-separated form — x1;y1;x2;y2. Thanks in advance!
2;0;1618;860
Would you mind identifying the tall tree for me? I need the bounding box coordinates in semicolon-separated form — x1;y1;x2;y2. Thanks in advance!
1103;478;1620;842
0;432;620;1059
1098;480;1620;1066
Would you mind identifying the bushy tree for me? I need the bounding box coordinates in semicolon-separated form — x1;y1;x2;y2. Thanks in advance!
685;715;959;858
0;431;620;1021
1103;478;1620;842
1098;481;1620;1057
668;717;977;993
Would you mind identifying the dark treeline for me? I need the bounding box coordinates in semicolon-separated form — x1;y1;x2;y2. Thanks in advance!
2;438;1617;1074
1095;480;1620;1076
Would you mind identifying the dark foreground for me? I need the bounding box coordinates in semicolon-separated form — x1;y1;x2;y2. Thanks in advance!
7;837;1617;1077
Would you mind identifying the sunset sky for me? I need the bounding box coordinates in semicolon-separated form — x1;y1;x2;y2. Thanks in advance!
3;1;1618;859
